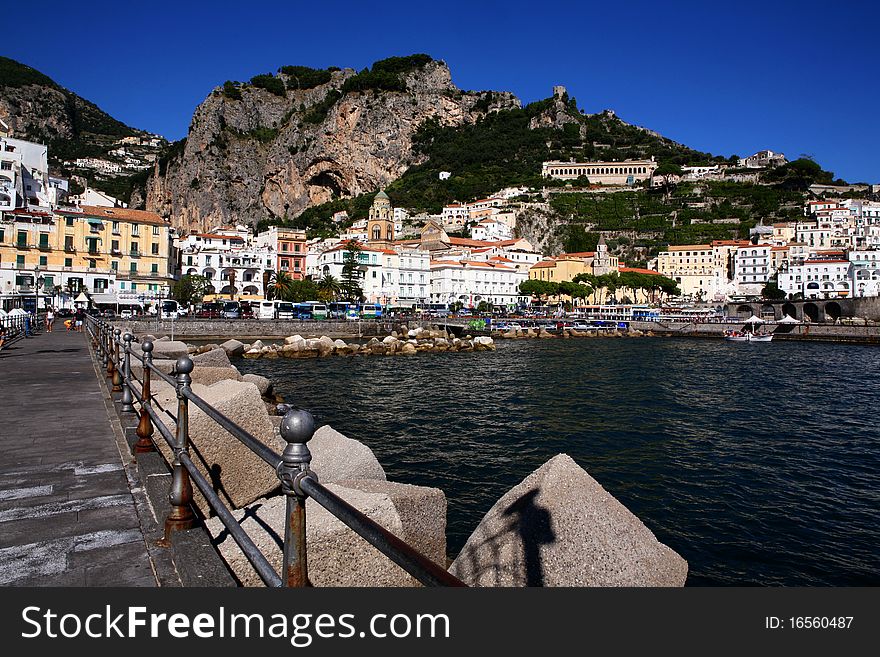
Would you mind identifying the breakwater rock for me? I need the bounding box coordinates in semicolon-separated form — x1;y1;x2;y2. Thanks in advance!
240;332;495;360
450;454;688;587
495;327;650;339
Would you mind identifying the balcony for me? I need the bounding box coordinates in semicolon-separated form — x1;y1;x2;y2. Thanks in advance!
129;250;141;257
111;248;122;255
64;245;77;253
16;242;31;250
37;242;52;251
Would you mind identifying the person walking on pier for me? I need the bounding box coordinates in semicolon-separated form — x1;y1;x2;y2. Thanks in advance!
45;307;55;333
74;307;85;332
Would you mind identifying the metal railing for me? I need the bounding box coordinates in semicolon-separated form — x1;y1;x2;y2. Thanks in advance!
1;311;42;347
85;315;464;587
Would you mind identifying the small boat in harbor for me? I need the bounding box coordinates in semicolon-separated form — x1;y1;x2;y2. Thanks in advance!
724;330;773;342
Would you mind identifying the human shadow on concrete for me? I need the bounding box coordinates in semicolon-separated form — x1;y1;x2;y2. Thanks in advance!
501;488;556;586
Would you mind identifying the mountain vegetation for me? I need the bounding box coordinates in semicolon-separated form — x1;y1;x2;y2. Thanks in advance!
0;56;166;203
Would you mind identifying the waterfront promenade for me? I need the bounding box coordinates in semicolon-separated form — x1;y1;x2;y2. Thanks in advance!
0;328;159;586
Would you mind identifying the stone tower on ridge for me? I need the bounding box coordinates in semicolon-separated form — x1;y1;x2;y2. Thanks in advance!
593;234;612;275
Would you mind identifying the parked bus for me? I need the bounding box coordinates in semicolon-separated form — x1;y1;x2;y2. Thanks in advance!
257;300;276;320
274;301;296;320
160;299;180;319
328;302;353;319
303;301;327;320
360;303;383;319
220;300;241;319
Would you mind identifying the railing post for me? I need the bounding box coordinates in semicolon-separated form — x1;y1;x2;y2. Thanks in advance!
99;323;109;369
121;333;135;412
163;355;195;541
105;324;113;378
276;408;317;587
134;340;156;453
111;328;123;392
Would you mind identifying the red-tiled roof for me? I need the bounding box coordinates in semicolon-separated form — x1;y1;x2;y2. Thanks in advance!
76;205;169;226
619;267;662;276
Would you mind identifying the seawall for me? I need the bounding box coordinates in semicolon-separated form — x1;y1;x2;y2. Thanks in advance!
631;321;880;344
120;318;416;340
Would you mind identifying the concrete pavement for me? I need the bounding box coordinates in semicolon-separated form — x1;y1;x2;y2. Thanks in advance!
0;327;159;586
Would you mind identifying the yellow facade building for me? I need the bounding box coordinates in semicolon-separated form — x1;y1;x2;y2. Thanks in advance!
1;205;174;310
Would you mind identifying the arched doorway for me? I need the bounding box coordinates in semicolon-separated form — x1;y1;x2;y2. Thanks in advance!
803;302;820;323
782;302;797;319
737;304;753;317
761;303;776;320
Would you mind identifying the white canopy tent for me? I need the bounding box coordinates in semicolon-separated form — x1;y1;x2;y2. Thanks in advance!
777;314;801;324
744;314;764;324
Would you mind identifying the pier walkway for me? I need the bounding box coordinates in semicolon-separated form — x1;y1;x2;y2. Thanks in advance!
0;328;158;586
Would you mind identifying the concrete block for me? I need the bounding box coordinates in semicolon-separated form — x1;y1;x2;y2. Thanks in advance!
242;373;273;396
449;454;688;587
154;380;286;513
190;366;243;386
310;425;386;483
206;479;446;586
220;339;245;357
151;340;190;359
192;348;232;368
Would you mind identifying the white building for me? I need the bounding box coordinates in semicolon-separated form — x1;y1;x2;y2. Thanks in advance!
69;186;127;208
177;228;273;297
429;259;526;309
847;250;880;298
735;244;772;294
470;217;514;242
0;136;51;211
778;258;851;299
72;158;123;174
315;242;430;306
441;203;469;227
738;150;787;169
542;159;657;186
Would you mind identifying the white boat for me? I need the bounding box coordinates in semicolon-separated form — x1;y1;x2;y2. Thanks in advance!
724;330;773;342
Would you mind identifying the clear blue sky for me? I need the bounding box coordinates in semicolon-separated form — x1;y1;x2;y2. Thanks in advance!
5;0;879;182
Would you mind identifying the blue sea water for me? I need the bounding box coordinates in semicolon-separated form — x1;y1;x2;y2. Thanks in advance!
239;338;880;586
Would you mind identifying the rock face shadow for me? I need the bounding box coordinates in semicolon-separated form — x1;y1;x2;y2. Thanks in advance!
501;488;556;587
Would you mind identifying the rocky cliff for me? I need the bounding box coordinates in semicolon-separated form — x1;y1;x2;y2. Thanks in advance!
138;58;520;233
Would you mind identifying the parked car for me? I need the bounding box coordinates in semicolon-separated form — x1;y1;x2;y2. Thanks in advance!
120;309;133;319
239;301;255;319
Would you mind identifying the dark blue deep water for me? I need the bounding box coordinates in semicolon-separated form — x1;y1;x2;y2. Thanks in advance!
239;339;880;586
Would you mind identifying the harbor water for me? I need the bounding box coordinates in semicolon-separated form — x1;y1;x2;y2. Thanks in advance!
239;338;880;586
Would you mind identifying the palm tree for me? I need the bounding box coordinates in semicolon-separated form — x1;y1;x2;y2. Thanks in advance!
317;274;341;302
265;270;296;301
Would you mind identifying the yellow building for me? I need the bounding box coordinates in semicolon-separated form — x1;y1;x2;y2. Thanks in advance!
1;204;174;310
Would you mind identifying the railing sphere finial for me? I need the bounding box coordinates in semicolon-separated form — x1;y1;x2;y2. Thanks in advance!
280;408;316;445
142;339;154;353
175;355;194;375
